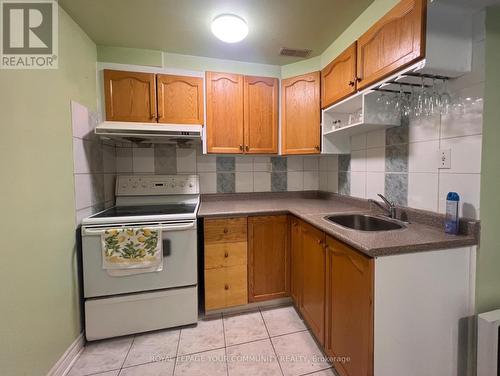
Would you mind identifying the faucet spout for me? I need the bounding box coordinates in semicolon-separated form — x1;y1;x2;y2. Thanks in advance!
368;194;397;219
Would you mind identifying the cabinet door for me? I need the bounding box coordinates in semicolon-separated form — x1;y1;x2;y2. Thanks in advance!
206;71;244;154
325;236;374;376
299;221;326;345
356;0;426;89
290;216;302;307
104;69;157;122
248;215;289;302
156;74;204;125
281;72;321;155
321;43;357;109
243;76;279;154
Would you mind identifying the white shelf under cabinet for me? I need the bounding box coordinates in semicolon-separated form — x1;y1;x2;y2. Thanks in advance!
321;89;401;154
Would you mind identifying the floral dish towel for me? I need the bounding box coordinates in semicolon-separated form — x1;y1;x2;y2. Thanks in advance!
101;228;163;272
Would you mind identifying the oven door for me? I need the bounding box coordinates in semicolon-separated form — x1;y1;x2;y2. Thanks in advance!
81;220;197;298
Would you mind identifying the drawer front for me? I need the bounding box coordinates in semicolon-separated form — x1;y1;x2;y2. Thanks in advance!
205;241;247;269
225;264;248;308
205;217;247;244
205;264;248;310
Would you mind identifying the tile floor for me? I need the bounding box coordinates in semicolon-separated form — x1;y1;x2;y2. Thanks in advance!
68;305;337;376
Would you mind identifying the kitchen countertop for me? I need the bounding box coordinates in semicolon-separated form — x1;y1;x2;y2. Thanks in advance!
198;192;480;257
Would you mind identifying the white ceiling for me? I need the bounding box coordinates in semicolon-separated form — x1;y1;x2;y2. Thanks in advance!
59;0;374;65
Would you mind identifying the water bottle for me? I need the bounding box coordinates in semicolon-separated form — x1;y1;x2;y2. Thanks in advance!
444;192;460;235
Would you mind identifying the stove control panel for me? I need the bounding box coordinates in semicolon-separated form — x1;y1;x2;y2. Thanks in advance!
116;175;199;196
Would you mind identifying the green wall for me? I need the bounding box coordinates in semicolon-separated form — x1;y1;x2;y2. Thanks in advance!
476;6;500;314
0;6;97;376
97;45;163;67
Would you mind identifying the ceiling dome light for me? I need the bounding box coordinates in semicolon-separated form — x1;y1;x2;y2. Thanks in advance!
211;14;248;43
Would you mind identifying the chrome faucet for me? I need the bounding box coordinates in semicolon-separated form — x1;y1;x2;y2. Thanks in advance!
369;194;397;219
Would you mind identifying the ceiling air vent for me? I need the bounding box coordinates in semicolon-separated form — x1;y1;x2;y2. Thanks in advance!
279;47;312;58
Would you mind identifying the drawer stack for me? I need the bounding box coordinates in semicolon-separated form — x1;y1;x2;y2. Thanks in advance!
204;217;248;310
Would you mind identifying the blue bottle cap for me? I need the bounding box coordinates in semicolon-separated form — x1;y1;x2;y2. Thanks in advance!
447;192;460;201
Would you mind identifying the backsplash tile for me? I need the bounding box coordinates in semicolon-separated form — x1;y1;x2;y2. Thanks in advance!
385;144;408;173
338;172;350;195
271;172;287;192
338;154;351;172
386;118;409;145
154;144;177;174
217;172;235;193
71;101;116;226
216;156;235;172
385;173;408;207
271;156;287;172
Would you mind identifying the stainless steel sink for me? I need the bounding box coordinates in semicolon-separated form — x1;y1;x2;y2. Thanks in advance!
324;214;406;231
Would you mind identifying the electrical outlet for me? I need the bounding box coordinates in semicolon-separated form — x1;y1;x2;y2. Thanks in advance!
439;149;451;169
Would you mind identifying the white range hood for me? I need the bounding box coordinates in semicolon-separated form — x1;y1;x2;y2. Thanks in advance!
95;121;202;144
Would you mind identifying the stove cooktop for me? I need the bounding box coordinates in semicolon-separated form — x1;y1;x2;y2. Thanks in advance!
91;203;198;219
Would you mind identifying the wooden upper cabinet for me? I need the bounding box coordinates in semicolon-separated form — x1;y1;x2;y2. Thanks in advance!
281;72;321;155
243;76;279;154
299;220;326;345
321;43;358;109
156;74;204;125
104;69;157;122
356;0;426;89
206;71;244;154
325;236;374;376
248;215;289;302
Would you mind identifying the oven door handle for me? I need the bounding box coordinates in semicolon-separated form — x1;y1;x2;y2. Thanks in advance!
82;222;195;235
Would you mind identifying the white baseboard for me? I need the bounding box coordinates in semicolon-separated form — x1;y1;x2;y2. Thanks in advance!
47;333;85;376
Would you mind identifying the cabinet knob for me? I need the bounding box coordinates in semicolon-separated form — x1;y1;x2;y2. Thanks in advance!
356;77;362;82
348;80;355;87
224;284;229;290
315;145;320;151
239;145;244;151
224;251;229;258
223;228;228;234
245;145;249;152
317;239;323;245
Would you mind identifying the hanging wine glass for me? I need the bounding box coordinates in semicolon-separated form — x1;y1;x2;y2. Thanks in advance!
440;79;452;116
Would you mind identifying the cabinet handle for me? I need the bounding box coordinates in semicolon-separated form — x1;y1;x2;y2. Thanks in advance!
224;284;229;290
223;228;228;234
245;145;249;152
348;80;355;87
224;251;229;258
239;145;244;151
317;239;323;245
356;77;362;83
315;145;320;151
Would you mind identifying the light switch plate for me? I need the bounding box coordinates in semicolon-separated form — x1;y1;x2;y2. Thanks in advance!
439;149;451;169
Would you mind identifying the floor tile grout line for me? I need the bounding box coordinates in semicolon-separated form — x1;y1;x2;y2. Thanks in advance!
171;329;182;376
220;312;230;376
259;307;285;376
298;365;336;376
118;335;136;373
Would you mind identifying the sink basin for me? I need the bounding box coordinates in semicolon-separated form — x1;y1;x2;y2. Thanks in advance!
325;214;406;231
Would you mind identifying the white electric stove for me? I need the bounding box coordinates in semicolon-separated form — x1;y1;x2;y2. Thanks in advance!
81;175;199;341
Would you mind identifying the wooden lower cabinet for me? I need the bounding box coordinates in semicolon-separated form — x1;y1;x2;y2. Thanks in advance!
290;216;302;306
204;217;248;311
299;221;326;345
248;215;289;302
325;235;374;376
